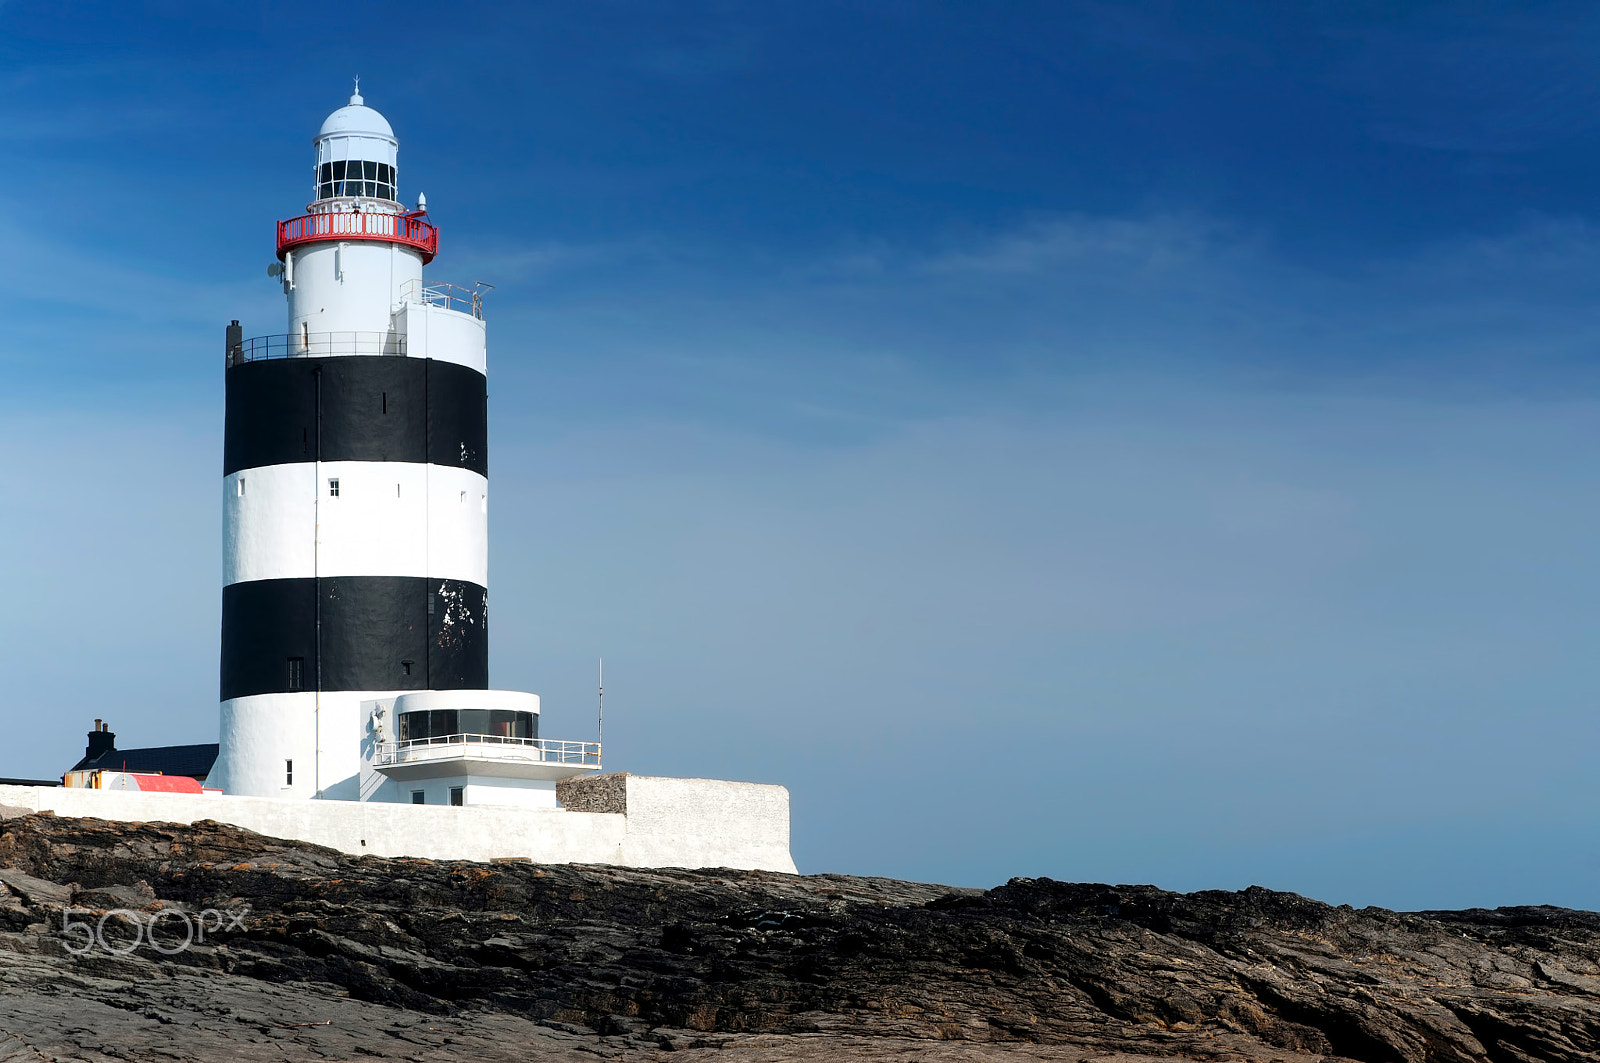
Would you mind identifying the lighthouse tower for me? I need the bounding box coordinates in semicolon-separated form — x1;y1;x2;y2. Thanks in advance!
211;89;592;804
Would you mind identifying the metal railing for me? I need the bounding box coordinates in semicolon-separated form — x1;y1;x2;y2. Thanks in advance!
278;210;437;262
401;278;483;320
373;734;602;768
228;331;406;366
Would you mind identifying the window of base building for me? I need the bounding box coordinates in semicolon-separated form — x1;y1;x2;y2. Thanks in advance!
449;786;464;807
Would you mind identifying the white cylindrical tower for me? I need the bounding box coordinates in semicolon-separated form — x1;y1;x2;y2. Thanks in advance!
212;89;500;800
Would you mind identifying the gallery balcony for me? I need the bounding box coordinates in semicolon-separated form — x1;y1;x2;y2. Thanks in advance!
371;734;601;783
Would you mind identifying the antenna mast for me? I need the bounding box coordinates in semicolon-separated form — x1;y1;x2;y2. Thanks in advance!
597;657;605;756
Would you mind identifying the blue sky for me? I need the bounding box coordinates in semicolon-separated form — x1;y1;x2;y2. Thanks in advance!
4;1;1600;909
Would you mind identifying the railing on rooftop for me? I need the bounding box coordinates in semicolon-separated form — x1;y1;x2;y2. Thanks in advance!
278;210;437;262
401;278;483;320
227;331;406;367
373;734;602;769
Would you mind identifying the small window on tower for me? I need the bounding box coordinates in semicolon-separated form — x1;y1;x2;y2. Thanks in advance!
395;483;401;498
237;478;245;497
401;660;413;677
328;478;340;497
286;657;304;690
285;760;294;786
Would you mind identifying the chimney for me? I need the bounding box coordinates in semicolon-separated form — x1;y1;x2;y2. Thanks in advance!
85;721;116;762
225;320;243;368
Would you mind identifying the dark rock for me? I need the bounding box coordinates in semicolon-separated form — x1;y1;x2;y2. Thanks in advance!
0;813;1595;1061
0;869;71;908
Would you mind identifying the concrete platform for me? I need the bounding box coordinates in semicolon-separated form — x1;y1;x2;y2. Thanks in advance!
0;773;796;873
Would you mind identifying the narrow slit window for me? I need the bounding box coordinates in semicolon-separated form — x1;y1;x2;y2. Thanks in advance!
285;759;294;786
401;660;413;677
381;391;387;414
301;321;308;350
286;657;304;690
396;483;401;498
328;478;340;497
237;478;245;497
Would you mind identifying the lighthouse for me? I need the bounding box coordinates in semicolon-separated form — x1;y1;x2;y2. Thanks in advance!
211;88;596;805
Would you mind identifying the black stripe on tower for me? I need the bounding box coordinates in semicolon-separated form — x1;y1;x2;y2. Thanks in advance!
224;357;487;475
220;577;488;700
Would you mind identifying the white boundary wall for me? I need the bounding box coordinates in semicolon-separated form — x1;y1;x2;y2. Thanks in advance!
0;774;796;874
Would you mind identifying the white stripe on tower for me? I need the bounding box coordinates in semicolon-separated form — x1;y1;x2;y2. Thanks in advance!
224;463;488;586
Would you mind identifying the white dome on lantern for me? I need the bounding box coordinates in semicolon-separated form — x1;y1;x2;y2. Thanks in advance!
319;90;395;139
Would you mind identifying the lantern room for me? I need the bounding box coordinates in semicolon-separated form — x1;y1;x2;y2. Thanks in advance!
312;86;400;207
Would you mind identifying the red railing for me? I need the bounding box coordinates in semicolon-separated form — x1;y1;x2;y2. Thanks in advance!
277;211;438;263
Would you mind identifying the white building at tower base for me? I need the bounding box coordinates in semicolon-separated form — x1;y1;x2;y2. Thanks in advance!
0;773;796;874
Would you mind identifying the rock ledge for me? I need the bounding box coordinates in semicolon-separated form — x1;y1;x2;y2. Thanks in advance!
0;812;1595;1062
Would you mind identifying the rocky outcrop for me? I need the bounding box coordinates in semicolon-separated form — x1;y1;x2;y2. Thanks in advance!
0;811;1596;1062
